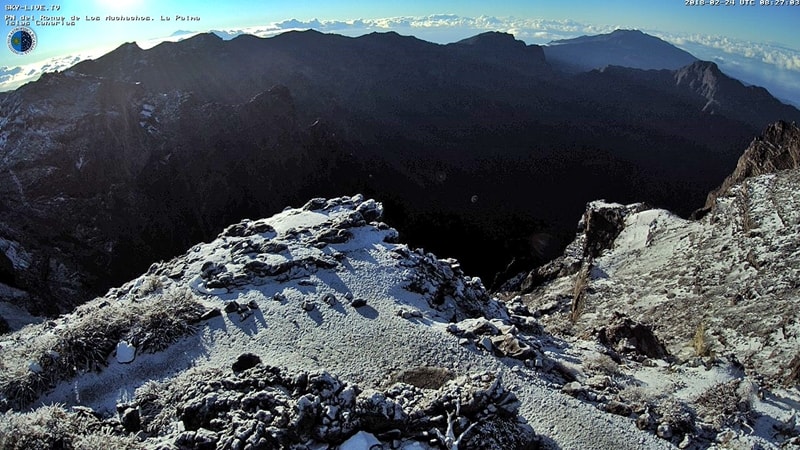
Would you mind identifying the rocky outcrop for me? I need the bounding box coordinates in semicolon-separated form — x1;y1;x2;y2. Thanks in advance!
0;195;549;449
594;313;668;360
702;121;800;211
503;201;650;294
130;364;538;450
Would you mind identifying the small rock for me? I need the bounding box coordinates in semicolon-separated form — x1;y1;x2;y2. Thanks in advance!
678;434;692;449
605;401;632;416
345;292;354;301
657;422;673;439
247;300;259;310
224;301;240;314
195;428;219;450
350;298;367;308
232;353;261;372
120;407;141;432
562;381;584;396
636;412;653;430
301;301;316;311
273;292;286;302
321;293;337;306
340;431;381;450
200;308;222;321
303;198;327;211
480;336;493;352
458;338;471;346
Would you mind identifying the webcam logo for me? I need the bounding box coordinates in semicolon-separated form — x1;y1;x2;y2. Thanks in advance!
8;27;37;55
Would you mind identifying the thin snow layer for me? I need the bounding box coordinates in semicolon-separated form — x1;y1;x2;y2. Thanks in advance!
521;169;800;449
29;195;673;450
589;170;800;377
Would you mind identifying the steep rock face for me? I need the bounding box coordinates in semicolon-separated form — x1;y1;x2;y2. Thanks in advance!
704;121;800;210
0;71;338;317
503;201;650;294
673;61;800;127
512;159;800;386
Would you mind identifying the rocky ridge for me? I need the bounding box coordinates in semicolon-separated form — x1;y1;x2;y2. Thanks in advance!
1;194;683;450
503;123;800;448
703;121;800;211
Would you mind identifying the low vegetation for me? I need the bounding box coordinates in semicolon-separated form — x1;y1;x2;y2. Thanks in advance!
0;403;140;450
0;286;205;410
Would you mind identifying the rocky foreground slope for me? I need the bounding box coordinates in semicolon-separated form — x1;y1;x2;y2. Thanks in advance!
2;124;800;449
0;195;677;450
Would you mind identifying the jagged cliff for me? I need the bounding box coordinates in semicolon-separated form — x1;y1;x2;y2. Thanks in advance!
704;121;800;210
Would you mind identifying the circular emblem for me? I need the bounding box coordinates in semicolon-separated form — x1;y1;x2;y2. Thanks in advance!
7;27;37;55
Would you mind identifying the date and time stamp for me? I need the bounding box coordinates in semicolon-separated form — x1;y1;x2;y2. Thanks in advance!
685;0;800;6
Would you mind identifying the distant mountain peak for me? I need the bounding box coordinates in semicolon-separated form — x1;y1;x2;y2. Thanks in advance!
184;31;223;43
455;31;522;47
681;59;721;73
544;29;697;71
610;28;644;35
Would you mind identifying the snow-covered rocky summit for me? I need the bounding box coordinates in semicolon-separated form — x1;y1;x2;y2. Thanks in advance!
1;194;682;450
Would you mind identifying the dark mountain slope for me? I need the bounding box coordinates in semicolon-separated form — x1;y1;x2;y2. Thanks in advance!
1;30;798;317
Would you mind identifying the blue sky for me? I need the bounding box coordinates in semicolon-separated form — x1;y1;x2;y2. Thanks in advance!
2;0;798;58
1;0;799;103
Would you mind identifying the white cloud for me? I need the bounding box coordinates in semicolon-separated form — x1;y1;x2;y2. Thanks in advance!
653;31;800;72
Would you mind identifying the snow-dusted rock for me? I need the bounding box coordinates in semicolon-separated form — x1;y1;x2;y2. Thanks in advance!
339;431;381;450
115;341;136;364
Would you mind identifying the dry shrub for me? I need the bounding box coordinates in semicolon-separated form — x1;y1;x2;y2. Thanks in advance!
0;404;140;450
570;265;591;323
585;353;620;376
136;366;225;433
693;321;712;357
654;397;695;434
0;287;205;410
695;380;750;430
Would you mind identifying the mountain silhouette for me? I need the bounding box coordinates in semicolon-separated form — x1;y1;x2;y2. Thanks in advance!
544;29;698;72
